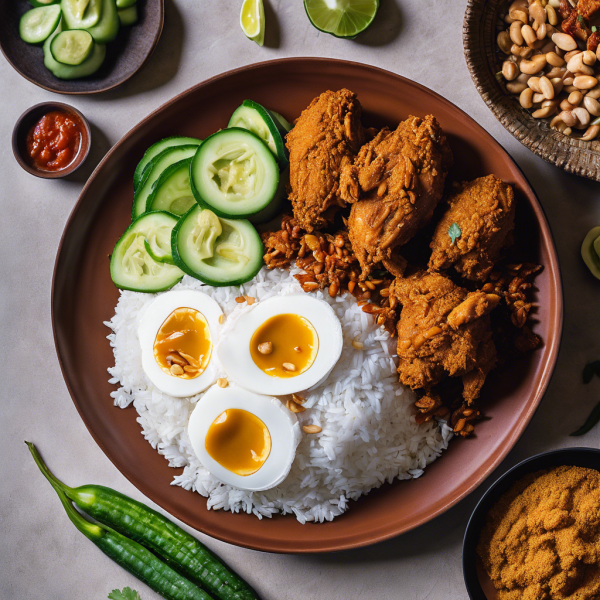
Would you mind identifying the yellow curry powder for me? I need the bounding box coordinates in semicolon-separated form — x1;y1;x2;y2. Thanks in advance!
477;466;600;600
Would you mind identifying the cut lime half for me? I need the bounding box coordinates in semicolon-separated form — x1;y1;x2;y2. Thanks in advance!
240;0;265;47
304;0;379;39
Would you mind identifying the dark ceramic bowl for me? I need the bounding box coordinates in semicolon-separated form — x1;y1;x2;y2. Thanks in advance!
463;447;600;599
12;102;91;178
0;0;163;94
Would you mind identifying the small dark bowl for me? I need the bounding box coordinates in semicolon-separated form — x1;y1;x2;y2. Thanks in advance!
12;102;91;179
463;447;600;600
0;0;164;95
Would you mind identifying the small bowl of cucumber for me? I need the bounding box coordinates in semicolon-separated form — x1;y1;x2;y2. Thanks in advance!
12;100;91;178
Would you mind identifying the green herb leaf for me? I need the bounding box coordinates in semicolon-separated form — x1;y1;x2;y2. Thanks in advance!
578;14;584;23
108;588;142;600
593;25;598;32
570;400;600;436
448;222;462;245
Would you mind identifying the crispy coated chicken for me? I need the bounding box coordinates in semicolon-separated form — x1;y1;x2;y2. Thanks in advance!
340;115;452;278
391;271;499;404
286;89;368;232
428;175;516;281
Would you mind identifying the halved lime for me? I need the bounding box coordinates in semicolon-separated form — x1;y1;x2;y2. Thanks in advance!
240;0;265;47
304;0;379;39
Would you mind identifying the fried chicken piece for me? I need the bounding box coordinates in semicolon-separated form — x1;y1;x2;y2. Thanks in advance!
286;89;368;232
340;115;452;278
428;175;516;282
578;0;600;21
390;271;499;404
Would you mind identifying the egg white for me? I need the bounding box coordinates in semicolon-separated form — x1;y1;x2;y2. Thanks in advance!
187;384;301;491
217;294;343;396
138;290;223;398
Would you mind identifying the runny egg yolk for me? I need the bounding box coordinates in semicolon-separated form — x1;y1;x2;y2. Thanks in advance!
153;307;212;380
205;409;271;476
249;313;319;378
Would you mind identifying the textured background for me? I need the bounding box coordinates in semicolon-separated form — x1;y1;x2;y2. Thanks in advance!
1;1;600;599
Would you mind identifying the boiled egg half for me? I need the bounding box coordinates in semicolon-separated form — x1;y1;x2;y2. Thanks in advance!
188;384;301;491
217;294;343;395
138;290;223;397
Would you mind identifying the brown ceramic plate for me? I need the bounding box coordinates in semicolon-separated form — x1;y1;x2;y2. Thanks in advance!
52;58;563;553
0;0;163;95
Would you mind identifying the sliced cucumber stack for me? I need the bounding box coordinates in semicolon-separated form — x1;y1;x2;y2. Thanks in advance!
61;0;102;30
86;0;119;43
172;206;264;287
110;212;183;292
132;145;199;220
270;110;293;133
29;0;60;7
190;128;279;220
118;4;137;26
19;5;62;44
228;100;289;168
51;29;94;65
133;136;202;191
44;19;106;79
146;158;196;216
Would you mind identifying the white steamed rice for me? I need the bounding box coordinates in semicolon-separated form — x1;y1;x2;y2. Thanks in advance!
105;266;453;523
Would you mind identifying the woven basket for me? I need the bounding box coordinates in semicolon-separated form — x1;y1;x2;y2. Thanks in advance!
463;0;600;181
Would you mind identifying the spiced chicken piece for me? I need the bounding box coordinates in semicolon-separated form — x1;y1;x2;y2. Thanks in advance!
286;89;369;232
340;115;452;278
390;271;499;404
428;175;516;282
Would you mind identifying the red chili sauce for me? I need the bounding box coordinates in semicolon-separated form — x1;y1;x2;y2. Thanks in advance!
26;110;83;171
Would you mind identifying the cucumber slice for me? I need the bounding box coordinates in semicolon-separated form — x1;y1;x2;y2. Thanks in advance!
132;145;199;220
111;212;183;292
61;0;102;29
51;29;93;65
190;128;279;219
248;167;289;225
270;110;293;132
228;100;289;168
146;158;196;216
19;5;62;44
116;0;135;7
134;136;202;191
117;4;137;25
86;0;119;43
172;205;263;287
29;0;60;8
44;19;106;79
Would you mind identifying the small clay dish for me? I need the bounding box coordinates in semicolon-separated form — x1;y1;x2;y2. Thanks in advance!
12;101;91;179
462;447;600;599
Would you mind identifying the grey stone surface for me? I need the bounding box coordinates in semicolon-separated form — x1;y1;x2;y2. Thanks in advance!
1;1;599;599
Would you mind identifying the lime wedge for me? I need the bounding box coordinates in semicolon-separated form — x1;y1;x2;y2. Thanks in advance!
240;0;265;47
304;0;379;39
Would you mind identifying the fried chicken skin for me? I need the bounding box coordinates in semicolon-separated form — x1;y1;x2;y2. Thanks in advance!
340;115;452;278
390;271;499;404
428;175;516;282
286;89;368;232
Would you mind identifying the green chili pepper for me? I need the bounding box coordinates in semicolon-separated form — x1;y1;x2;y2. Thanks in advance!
27;443;211;600
570;400;600;436
27;443;259;600
581;226;600;279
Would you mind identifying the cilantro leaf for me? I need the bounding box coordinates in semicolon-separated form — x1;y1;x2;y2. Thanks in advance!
108;588;142;600
448;222;462;245
578;14;584;24
593;25;598;32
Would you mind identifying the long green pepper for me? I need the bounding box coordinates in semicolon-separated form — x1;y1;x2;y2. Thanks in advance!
28;443;259;600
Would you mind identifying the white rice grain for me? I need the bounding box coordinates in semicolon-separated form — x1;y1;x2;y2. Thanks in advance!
105;267;452;523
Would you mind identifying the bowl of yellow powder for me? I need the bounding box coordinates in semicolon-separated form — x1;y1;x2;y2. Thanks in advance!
463;448;600;600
